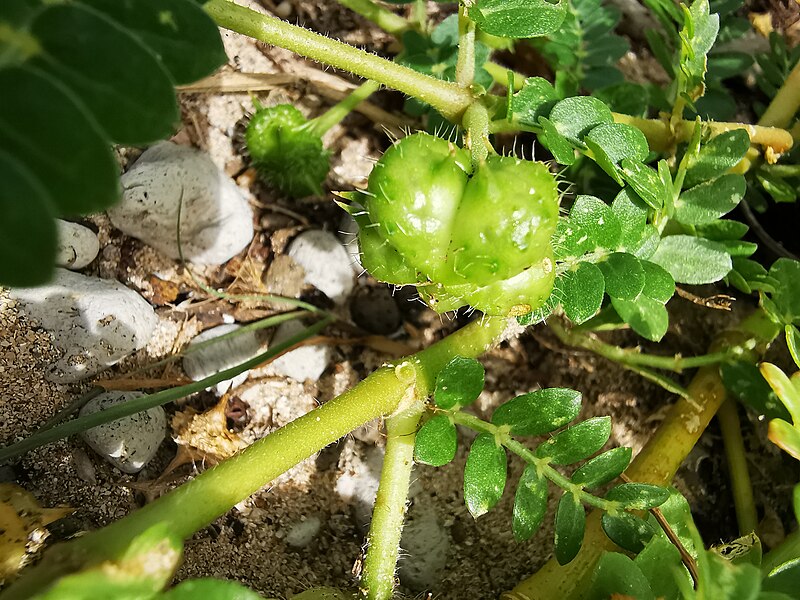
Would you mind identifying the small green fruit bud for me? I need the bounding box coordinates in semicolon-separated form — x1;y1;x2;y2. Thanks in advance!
245;104;330;198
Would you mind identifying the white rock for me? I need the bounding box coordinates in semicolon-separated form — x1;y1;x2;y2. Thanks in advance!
266;320;332;383
335;444;384;530
398;502;450;591
285;515;322;548
287;230;355;304
55;220;100;270
11;269;158;382
79;391;166;474
109;141;254;264
182;324;264;396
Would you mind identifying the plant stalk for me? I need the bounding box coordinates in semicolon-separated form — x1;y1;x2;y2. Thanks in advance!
336;0;411;35
361;403;425;600
4;316;508;598
717;399;758;535
203;0;472;121
308;79;382;136
455;4;476;88
505;309;781;600
759;59;800;129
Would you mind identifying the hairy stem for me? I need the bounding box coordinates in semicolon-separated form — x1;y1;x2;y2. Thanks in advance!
5;316;508;598
455;4;476;88
309;79;382;136
718;399;758;535
336;0;411;35
506;309;781;600
203;0;472;121
463;101;491;167
361;402;425;600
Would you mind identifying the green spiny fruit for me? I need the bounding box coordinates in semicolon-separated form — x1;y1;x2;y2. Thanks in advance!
245;104;330;198
344;132;559;316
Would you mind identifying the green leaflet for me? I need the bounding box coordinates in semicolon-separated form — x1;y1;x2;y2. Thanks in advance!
571;447;632;489
650;235;732;285
414;414;457;467
554;492;585;565
491;388;582;436
464;433;507;518
535;416;611;465
434;356;485;410
469;0;567;39
512;464;548;541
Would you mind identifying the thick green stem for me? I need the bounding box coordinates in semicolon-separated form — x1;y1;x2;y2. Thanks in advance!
336;0;411;35
203;0;472;121
4;317;508;598
0;316;334;465
506;310;781;600
718;399;758;535
455;4;476;88
308;79;382;136
759;59;800;129
361;403;424;600
463;101;491;167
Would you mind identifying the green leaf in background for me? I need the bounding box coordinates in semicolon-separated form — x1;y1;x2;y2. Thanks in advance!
571;447;632;489
634;536;686;600
767;259;800;325
605;483;670;510
768;419;800;461
684;129;750;188
491;388;582;436
757;170;798;203
162;579;265;600
512;464;548;541
434;356;485;410
0;66;119;215
469;0;567;39
786;325;800;369
464;433;507;518
601;512;656;553
620;160;666;210
611;296;669;342
762;559;800;598
586;552;656;600
612;188;650;253
641;260;675;302
535;416;611;465
761;363;800;425
720;361;790;421
538;116;576;165
678;0;720;102
729;257;775;295
548;96;613;144
584;123;649;184
414;414;457;467
79;0;227;85
674;174;745;225
695;219;749;241
554;492;585;565
599;253;644;300
719;239;757;258
650;235;732;284
0;150;56;286
560;263;605;324
510;77;558;127
31;3;179;144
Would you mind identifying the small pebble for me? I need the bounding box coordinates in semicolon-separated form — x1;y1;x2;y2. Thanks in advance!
55;220;100;270
10;269;158;382
109;141;254;264
398;502;450;591
267;320;332;383
287;230;355;304
79;391;166;474
285;515;322;548
182;324;265;396
334;444;384;531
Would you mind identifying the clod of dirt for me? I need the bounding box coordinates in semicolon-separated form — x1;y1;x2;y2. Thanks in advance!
79;391;166;474
109;141;254;264
349;286;402;335
10;269;158;382
182;324;265;396
266;320;332;383
398;501;450;592
286;230;355;304
284;514;323;548
55;220;99;270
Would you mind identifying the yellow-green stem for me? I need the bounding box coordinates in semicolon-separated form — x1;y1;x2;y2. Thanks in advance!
308;79;382;136
336;0;411;35
455;4;476;88
361;402;425;600
759;59;800;129
718;399;758;535
203;0;472;122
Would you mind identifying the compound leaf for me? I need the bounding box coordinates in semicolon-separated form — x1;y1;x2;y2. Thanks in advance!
555;492;585;565
492;388;582;436
536;416;612;465
512;464;548;541
434;356;485;410
415;414;457;467
464;433;507;518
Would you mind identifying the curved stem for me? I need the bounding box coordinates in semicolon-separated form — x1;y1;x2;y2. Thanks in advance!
455;4;476;88
718;399;758;535
203;0;473;121
335;0;411;35
759;59;800;129
308;79;382;136
361;403;424;600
